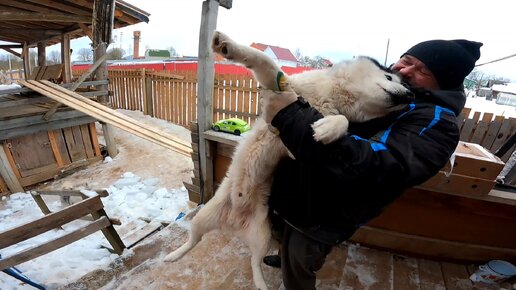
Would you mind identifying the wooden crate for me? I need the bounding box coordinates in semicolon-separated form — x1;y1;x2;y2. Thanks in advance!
419;141;505;196
0;123;102;195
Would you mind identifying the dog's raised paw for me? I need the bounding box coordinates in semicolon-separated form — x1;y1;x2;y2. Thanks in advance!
211;31;235;59
312;115;349;144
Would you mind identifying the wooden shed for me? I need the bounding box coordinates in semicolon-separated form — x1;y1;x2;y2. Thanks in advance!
0;0;150;196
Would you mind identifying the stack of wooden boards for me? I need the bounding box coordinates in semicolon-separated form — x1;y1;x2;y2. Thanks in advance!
418;141;505;196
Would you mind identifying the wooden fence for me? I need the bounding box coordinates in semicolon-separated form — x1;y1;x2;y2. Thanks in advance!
73;69;516;162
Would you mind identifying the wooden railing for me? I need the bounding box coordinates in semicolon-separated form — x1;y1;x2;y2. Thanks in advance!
458;108;516;162
73;69;516;161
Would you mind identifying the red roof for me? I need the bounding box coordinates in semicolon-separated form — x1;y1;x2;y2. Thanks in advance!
250;42;297;62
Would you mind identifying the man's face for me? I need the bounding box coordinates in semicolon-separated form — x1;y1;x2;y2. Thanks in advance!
391;55;440;90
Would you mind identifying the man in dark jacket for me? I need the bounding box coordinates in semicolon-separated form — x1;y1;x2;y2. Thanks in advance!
261;39;483;289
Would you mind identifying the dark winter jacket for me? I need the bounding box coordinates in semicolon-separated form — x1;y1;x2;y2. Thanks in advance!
268;87;466;244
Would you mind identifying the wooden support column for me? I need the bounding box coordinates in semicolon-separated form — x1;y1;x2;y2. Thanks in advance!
197;0;219;202
95;42;117;157
61;34;72;83
22;42;31;80
93;0;117;157
37;41;46;67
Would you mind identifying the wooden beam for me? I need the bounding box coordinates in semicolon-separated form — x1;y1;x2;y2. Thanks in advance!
1;0;66;14
0;195;104;250
197;0;219;202
43;53;109;120
1;47;21;58
0;44;23;49
24;0;92;16
78;23;94;41
0;216;111;270
0;29;61;36
0;11;91;23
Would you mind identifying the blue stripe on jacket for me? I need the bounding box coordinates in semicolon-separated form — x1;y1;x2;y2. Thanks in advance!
419;106;455;136
351;104;416;152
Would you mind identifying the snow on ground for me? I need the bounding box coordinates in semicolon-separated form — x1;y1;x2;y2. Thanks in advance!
465;94;516;119
0;110;195;289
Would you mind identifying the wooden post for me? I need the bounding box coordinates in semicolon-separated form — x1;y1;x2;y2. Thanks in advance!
95;42;118;158
61;34;72;83
22;42;31;80
92;0;117;157
197;0;219;202
143;69;154;116
37;41;46;67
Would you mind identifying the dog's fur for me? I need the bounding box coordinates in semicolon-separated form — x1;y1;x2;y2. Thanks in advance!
164;31;412;289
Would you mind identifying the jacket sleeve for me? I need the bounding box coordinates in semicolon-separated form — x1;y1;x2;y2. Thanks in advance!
271;99;460;190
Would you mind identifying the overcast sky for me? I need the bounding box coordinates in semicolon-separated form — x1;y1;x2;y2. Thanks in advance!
69;0;515;81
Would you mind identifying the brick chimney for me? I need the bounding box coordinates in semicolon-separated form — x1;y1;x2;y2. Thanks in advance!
133;31;141;59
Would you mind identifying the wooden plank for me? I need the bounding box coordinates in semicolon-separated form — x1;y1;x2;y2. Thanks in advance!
340;245;392;289
35;189;109;198
122;221;162;249
20;80;192;156
40;64;63;81
44;54;109;120
0;116;96;142
0;195;104;249
418;259;446;290
0;143;23;193
470;120;489;144
392;255;420;290
47;130;64;167
0;216;111;271
491;118;516;153
81;124;95;158
7;132;56;177
440;262;474;290
317;245;348;288
90;208;125;255
89;122;102;156
481;115;504;150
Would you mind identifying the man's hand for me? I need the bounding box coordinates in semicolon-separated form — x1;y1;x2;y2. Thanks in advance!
260;89;299;124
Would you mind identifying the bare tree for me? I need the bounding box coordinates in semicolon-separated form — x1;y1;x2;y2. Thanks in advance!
47;50;61;64
167;46;179;57
77;47;93;62
107;47;126;60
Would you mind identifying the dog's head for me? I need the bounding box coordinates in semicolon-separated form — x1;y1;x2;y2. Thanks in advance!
334;56;413;122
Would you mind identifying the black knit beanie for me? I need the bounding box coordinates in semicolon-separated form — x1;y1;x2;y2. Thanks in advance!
403;39;483;89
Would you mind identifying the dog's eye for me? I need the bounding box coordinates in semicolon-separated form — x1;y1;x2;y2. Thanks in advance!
385;74;393;81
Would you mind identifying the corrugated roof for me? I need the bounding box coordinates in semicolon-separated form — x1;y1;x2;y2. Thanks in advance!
268;45;297;62
492;83;516;94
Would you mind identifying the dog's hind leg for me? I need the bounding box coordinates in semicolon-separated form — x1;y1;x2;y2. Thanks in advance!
212;31;291;92
164;179;231;262
242;207;271;290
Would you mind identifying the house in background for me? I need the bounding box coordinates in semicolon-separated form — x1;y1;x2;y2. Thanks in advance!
493;83;516;107
250;42;298;67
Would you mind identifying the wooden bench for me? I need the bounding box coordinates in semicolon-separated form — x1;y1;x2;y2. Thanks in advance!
0;193;125;271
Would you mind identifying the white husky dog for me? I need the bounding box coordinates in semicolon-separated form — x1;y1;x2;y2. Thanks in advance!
164;31;412;289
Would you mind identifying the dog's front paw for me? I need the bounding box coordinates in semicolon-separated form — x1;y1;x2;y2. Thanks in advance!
312;115;349;144
211;31;236;59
